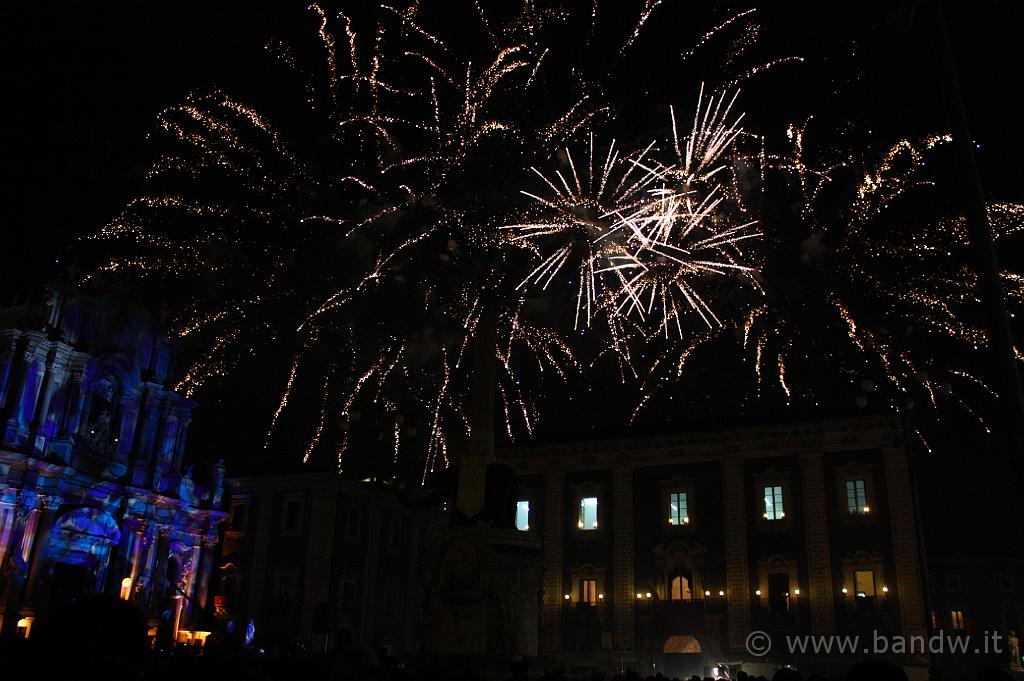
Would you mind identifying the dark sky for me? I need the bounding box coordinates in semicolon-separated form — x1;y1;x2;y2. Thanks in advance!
1;1;1022;477
2;1;1021;297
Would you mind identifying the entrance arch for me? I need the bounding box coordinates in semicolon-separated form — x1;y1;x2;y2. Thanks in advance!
663;635;702;654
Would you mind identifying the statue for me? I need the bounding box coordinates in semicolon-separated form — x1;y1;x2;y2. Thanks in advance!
1010;630;1023;671
178;466;198;504
211;459;226;506
82;409;112;457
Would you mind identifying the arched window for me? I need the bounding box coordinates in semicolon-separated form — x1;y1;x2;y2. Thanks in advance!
670;573;693;601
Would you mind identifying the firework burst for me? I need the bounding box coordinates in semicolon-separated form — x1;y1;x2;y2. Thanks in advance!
83;1;802;478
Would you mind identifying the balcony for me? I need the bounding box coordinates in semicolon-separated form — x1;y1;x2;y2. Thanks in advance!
561;603;607;653
641;599;710;635
752;606;803;633
838;598;898;635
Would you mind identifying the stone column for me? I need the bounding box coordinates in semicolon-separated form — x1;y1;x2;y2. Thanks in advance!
0;331;22;413
172;408;194;473
798;452;837;634
247;491;275;624
540;471;564;656
612;466;636;654
194;537;218;613
134;523;158;610
359;489;382;646
180;543;202;626
882;446;927;639
104;512;138;598
23;496;62;607
59;362;90;441
301;482;337;640
403;515;421;653
29;344;71;455
110;391;141;477
46;357;88;463
1;496;40;637
4;334;47;448
721;458;751;653
127;385;160;479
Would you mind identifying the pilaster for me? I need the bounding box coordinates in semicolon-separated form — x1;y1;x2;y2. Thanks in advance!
612;466;635;653
721;458;751;652
883;446;927;639
798;452;837;634
540;471;563;655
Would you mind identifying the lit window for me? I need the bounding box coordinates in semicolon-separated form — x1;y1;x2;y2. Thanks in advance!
846;480;869;515
579;497;598;530
282;499;303;532
346;505;362;541
516;500;530;531
385;588;399;615
669;492;690;526
950;610;966;631
230;503;247;531
763;486;785;520
670;575;693;601
854;570;876;598
339;581;356;612
388;518;402;550
580;579;598;605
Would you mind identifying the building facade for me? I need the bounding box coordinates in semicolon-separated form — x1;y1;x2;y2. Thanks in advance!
0;285;225;642
500;416;929;678
218;473;446;654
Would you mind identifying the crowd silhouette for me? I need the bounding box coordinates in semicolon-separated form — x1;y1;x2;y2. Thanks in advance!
0;596;1015;681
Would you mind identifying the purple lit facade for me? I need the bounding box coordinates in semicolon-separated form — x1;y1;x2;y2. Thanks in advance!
0;285;225;642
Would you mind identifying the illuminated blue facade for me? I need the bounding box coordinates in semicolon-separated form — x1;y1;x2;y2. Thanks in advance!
0;284;225;640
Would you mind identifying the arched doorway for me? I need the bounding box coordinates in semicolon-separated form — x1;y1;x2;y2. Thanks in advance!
45;507;121;611
670;572;694;601
662;635;704;679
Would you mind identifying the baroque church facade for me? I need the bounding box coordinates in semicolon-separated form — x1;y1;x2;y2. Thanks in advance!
0;284;225;642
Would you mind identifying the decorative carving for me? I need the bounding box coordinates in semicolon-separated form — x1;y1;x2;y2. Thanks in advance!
1009;630;1023;672
438;537;484;605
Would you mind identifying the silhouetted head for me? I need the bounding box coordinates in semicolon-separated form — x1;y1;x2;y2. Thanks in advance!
848;659;908;681
772;668;802;681
329;645;382;681
32;595;148;680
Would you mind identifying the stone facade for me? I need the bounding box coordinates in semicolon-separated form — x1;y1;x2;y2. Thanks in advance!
501;416;929;679
218;472;447;654
0;285;225;642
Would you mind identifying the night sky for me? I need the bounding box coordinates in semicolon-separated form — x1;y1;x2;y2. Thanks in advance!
2;2;1023;491
3;2;1021;293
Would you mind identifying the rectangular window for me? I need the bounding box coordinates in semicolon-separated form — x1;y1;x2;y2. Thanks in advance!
388;518;402;550
846;480;868;514
230;503;247;531
669;492;689;525
763;486;785;520
385;588;399;615
516;500;530;531
580;578;598;605
346;506;362;541
950;610;966;631
339;581;356;612
769;573;791;613
221;574;237;599
578;497;598;530
283;499;302;532
854;570;876;597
